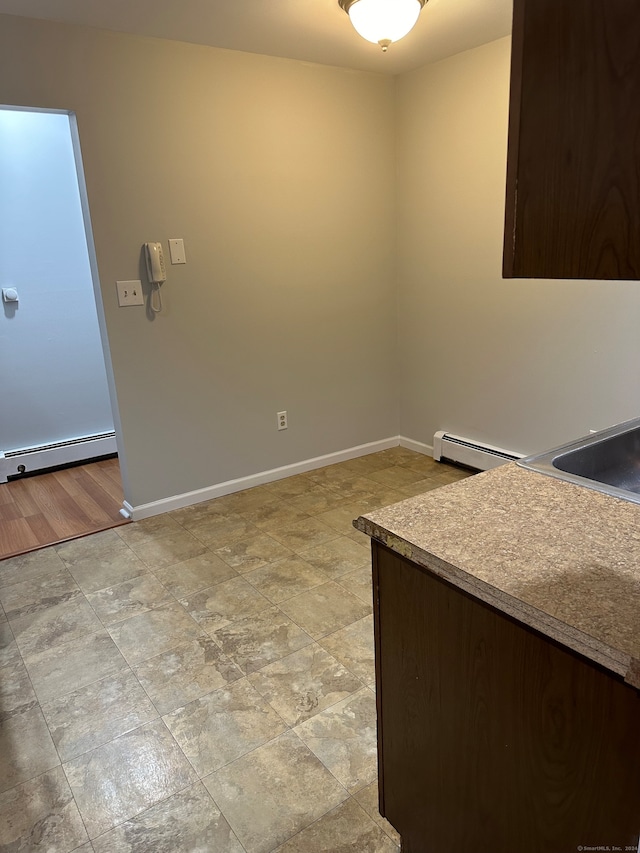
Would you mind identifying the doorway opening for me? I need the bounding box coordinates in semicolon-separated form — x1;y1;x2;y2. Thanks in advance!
0;106;129;559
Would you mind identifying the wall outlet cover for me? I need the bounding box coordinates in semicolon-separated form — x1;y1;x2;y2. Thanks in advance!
168;238;186;264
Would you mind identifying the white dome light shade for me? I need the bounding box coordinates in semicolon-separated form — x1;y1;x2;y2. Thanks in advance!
341;0;425;50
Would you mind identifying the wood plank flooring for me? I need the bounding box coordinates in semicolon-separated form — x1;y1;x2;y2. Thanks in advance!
0;457;129;561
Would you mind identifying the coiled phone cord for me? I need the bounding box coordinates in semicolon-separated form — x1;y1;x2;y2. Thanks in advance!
151;282;163;314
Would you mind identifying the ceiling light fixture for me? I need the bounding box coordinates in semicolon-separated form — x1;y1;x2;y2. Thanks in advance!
338;0;427;52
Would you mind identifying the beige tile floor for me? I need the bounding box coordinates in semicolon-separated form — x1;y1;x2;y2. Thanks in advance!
0;447;472;853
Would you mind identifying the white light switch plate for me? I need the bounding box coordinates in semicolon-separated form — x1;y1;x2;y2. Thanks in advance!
116;280;144;307
168;238;186;264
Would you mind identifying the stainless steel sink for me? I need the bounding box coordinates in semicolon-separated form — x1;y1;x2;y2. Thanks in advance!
517;417;640;504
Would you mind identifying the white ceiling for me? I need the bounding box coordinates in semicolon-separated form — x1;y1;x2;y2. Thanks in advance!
0;0;512;75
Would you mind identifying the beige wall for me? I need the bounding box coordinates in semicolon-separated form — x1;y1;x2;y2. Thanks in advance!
396;36;640;456
0;15;397;507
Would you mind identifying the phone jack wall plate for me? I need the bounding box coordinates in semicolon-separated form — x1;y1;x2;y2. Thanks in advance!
117;280;144;307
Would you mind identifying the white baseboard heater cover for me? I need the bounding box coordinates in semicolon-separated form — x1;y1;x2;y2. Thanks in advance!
433;431;523;471
0;431;117;483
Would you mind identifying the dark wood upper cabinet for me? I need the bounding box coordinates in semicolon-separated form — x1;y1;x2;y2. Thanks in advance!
503;0;640;279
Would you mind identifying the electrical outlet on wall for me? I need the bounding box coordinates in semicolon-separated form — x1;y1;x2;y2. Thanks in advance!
277;411;288;431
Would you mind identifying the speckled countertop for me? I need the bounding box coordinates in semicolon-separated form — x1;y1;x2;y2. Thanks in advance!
355;463;640;690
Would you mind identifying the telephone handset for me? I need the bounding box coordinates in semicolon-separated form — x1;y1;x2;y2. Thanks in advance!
144;242;167;284
144;242;166;313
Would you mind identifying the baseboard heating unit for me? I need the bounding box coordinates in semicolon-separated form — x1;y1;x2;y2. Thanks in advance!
0;431;117;483
433;431;523;471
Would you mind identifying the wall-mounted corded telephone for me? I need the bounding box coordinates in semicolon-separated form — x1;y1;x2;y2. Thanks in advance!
144;242;166;283
144;242;166;313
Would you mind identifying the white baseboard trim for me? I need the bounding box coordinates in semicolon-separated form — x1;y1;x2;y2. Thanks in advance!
125;436;401;521
399;436;434;457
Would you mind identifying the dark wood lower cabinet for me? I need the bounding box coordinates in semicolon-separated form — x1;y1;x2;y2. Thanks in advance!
372;543;640;853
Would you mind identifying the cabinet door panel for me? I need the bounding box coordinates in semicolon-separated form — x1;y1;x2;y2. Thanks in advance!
374;543;640;852
503;0;640;279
